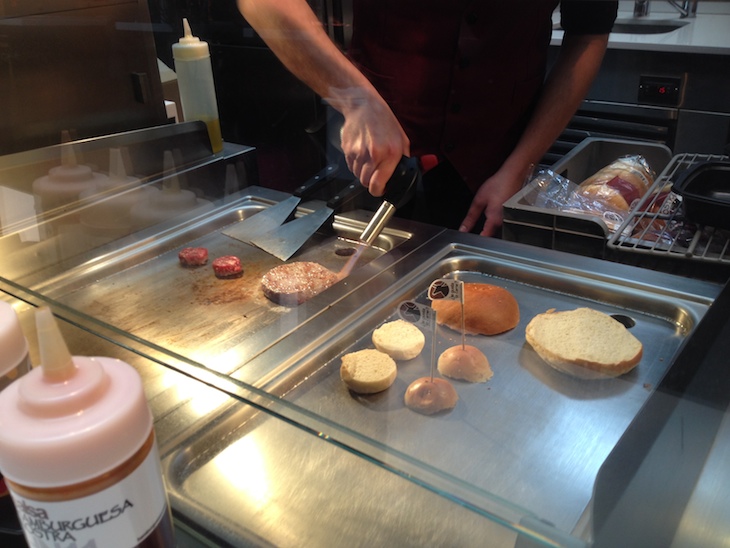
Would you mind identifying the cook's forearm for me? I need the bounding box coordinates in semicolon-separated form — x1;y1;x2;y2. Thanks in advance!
237;0;409;192
501;33;609;178
236;0;379;113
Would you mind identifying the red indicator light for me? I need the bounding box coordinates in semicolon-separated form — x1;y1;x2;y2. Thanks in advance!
659;86;667;94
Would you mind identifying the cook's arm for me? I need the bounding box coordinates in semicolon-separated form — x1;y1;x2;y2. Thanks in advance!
236;0;409;195
460;32;610;237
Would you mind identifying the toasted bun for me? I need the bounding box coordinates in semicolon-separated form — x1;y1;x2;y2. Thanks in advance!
372;319;425;360
525;307;643;379
437;344;493;383
404;377;459;415
340;349;397;394
431;283;519;335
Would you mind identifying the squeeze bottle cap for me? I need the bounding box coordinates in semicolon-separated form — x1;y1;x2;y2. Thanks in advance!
172;18;210;61
0;308;153;487
0;301;29;378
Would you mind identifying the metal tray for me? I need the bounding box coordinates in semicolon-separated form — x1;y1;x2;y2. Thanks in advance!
160;235;718;546
32;187;431;375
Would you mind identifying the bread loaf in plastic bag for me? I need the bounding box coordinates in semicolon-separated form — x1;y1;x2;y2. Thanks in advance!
524;155;656;233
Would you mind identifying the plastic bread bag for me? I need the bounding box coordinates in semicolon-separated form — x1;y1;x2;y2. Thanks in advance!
527;168;576;209
631;183;686;245
574;155;656;212
524;168;628;233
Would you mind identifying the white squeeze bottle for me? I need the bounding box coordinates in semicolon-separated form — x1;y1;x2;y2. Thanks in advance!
172;18;224;153
0;307;175;547
32;131;111;217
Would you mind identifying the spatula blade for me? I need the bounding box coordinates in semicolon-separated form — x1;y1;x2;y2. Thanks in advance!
249;206;333;261
221;195;300;244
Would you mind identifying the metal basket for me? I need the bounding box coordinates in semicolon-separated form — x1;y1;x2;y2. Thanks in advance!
607;152;730;266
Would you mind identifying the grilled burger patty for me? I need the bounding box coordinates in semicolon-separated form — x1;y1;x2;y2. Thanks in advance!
261;261;339;306
212;255;243;278
178;246;209;266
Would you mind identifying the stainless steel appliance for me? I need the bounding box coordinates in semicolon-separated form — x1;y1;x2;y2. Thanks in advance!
545;46;730;165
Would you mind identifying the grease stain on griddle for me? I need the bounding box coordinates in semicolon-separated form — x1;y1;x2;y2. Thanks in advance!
188;262;270;306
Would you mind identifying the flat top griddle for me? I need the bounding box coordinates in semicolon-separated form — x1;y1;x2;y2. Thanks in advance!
37;194;415;374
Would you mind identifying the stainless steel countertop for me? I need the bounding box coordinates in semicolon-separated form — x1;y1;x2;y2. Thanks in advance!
1;120;727;545
3;221;728;547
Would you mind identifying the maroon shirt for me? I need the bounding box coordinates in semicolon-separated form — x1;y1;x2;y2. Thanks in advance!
348;0;617;191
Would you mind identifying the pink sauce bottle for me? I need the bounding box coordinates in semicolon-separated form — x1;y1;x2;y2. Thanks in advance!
0;307;175;547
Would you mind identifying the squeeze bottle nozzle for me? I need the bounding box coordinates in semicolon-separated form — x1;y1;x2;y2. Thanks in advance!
162;149;182;193
173;18;211;61
60;130;78;168
35;307;75;382
182;19;196;44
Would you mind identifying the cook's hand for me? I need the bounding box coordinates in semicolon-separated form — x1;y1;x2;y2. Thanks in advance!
459;168;525;237
337;92;410;197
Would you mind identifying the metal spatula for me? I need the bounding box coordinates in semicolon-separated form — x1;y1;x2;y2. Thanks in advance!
249;179;366;261
251;156;420;261
222;163;340;245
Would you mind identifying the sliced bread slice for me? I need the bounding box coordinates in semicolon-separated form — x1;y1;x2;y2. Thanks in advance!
525;307;643;379
372;319;425;360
